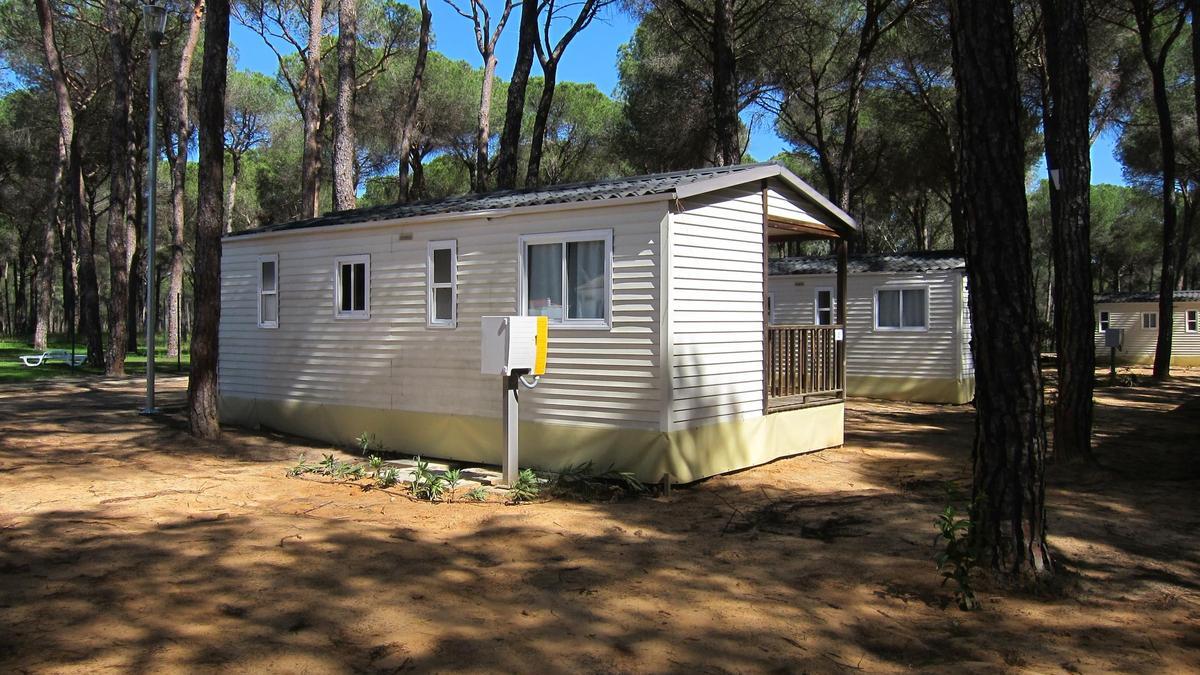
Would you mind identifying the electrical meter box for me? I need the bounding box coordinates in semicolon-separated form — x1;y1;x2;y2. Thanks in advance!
1104;328;1124;349
481;316;548;376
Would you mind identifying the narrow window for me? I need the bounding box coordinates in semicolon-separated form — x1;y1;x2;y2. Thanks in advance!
427;240;457;328
1186;309;1197;333
875;287;927;330
520;230;612;327
257;254;279;328
1142;312;1157;330
814;288;833;325
334;255;370;319
1099;311;1109;332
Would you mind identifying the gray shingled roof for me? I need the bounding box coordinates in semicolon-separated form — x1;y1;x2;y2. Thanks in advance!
770;251;966;276
1095;290;1200;303
231;162;787;237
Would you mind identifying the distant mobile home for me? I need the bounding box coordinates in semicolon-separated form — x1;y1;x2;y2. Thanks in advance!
1094;291;1200;367
768;252;975;404
218;163;858;483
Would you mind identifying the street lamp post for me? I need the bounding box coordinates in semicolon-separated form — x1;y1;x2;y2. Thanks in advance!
141;1;168;415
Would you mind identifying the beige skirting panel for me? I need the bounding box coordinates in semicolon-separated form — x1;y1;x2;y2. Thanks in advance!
220;396;845;484
1095;352;1200;367
846;374;975;405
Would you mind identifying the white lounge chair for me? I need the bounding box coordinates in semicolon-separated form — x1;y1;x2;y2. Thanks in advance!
19;350;87;367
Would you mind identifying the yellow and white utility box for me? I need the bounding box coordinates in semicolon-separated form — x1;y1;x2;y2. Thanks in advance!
481;316;548;485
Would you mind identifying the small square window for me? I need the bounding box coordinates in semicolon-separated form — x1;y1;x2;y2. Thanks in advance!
520;230;611;328
257;254;278;328
876;287;927;330
1142;312;1157;330
334;255;370;319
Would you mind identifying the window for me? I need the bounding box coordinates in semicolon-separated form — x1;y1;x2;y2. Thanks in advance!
334;255;370;319
427;241;457;328
519;230;612;328
875;287;927;330
1142;312;1157;330
1187;309;1198;333
257;254;279;328
814;288;834;325
1098;311;1109;332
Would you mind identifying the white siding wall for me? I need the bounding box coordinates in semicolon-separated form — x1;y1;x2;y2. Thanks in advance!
220;201;667;430
769;269;966;381
1094;301;1200;361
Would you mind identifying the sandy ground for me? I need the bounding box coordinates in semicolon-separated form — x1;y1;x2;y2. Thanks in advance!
1;373;1198;673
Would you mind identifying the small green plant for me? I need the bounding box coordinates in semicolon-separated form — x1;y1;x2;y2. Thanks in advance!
465;486;489;502
319;453;338;476
508;468;542;503
410;456;447;501
287;455;317;477
935;488;981;611
552;461;648;500
355;431;381;455
368;455;385;476
443;468;462;500
376;467;399;488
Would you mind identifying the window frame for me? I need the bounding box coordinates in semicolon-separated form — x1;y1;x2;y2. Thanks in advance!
517;229;613;330
426;240;458;329
333;254;371;320
1141;311;1157;330
257;254;279;329
813;286;834;325
1186;309;1198;333
873;285;930;332
1098;311;1109;332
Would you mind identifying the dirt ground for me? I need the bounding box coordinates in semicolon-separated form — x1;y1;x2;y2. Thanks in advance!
1;373;1198;673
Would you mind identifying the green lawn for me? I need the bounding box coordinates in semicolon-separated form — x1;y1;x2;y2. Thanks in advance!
0;337;191;384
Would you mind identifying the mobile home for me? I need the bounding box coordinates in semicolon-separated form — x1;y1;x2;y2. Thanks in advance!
218;163;857;483
1094;291;1200;367
768;252;974;404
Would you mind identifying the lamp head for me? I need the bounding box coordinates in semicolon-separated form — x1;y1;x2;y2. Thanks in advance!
143;2;168;47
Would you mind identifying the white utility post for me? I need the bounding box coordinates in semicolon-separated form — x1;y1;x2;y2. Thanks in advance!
482;316;548;485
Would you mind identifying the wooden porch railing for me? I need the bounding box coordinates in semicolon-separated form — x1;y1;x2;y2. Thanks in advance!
766;324;845;411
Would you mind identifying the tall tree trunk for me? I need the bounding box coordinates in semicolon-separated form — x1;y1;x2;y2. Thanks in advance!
332;0;358;210
395;0;431;203
167;0;204;359
127;170;145;354
189;0;230;438
525;62;557;187
951;0;1053;580
224;154;241;234
300;0;325;218
33;0;69;350
71;133;103;365
495;0;539;189
1041;0;1094;462
711;0;739;166
104;0;133;375
475;52;498;192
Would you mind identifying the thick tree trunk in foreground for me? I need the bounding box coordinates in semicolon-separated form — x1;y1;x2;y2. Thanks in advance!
168;0;205;359
300;0;325;218
189;0;230;439
951;0;1053;580
395;0;431;203
33;0;69;351
104;0;133;375
1041;0;1094;463
332;0;358;211
495;0;539;190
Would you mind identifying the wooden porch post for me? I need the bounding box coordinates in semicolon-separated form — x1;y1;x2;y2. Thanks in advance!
836;239;848;397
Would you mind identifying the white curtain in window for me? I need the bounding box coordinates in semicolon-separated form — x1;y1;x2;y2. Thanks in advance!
567;240;605;319
902;289;926;327
877;290;900;327
527;243;563;320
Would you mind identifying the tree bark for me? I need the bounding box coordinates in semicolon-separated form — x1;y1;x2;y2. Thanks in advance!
495;0;539;189
127;168;145;354
1041;0;1094;463
395;0;431;203
711;0;739;166
189;0;230;439
950;0;1053;580
33;0;70;351
300;0;326;218
224;154;241;234
332;0;358;211
525;62;557;187
167;0;205;359
71;131;103;366
104;0;133;375
475;53;498;192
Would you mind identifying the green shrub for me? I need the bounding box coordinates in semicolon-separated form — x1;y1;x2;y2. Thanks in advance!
508;469;542;504
935;492;981;611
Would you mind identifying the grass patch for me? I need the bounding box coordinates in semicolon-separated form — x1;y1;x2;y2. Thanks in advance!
0;336;191;384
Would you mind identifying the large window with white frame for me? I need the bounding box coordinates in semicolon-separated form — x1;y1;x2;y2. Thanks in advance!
519;229;612;328
334;254;370;319
875;287;927;330
257;254;279;328
814;287;834;325
1142;311;1157;330
427;240;457;328
1186;309;1197;332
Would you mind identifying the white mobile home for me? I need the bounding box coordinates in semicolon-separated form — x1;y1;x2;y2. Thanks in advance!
768;252;974;404
1094;291;1200;367
218;163;857;483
